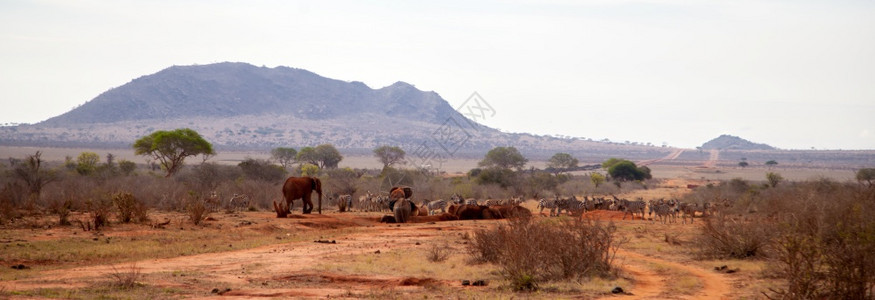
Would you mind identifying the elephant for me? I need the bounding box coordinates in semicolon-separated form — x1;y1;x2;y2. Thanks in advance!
388;186;413;223
393;198;412;223
282;176;323;214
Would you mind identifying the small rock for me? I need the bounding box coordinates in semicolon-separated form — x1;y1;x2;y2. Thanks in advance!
211;288;220;294
461;280;471;286
472;280;487;286
726;268;740;274
415;242;421;245
374;250;381;254
611;286;624;294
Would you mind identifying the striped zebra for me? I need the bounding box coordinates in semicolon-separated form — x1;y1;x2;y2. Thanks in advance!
565;198;587;216
337;194;352;212
451;194;465;205
425;199;448;215
648;201;676;224
679;202;709;224
537;198;559;216
621;199;647;220
484;198;502;206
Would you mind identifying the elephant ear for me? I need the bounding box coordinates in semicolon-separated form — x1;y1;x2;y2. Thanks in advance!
310;177;317;190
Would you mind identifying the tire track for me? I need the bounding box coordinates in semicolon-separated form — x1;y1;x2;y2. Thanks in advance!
610;249;731;299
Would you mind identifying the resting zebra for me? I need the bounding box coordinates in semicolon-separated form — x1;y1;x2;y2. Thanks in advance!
425;199;448;215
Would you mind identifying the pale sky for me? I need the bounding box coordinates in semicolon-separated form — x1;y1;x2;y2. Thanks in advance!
2;0;873;150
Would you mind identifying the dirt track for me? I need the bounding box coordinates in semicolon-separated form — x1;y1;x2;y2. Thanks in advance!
1;211;733;299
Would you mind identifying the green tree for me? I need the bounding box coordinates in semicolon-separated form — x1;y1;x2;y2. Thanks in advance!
856;168;875;187
75;152;100;175
316;144;343;169
479;146;527;170
547;153;579;174
271;147;297;170
373;145;406;169
118;159;137;176
601;158;624;170
296;147;318;166
765;160;778;169
590;173;606;188
300;163;320;177
297;144;343;169
607;160;650;182
238;158;286;182
766;172;784;188
133;128;215;177
738;161;749;168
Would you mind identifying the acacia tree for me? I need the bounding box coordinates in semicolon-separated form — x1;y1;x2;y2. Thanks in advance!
479;146;528;170
271;147;297;170
547;152;579;174
296;144;343;169
133;128;215;177
373;145;406;169
856;168;875;187
606;159;651;182
12;151;57;203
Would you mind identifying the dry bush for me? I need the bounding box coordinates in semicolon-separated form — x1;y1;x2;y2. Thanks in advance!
765;183;875;299
425;242;452;263
48;198;73;225
184;191;209;225
82;195;113;231
694;214;776;259
107;263;143;289
468;217;621;291
112;192;148;223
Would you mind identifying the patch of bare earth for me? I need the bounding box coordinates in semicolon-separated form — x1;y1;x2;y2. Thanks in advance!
3;207;735;299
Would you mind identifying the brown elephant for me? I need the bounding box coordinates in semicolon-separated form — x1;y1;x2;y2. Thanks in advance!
282;176;323;214
389;186;413;223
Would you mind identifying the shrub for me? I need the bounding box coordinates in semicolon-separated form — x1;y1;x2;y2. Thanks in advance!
695;214;775;259
468;217;621;291
425;243;452;263
82;196;113;230
185;191;209;225
112;192;148;223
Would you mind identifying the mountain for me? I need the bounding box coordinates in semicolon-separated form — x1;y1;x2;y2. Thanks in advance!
1;62;674;161
700;134;776;150
41;62;459;126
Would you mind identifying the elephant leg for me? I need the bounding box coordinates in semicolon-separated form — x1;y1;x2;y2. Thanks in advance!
302;195;312;214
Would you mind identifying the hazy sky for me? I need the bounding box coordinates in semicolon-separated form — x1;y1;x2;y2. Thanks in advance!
2;0;873;150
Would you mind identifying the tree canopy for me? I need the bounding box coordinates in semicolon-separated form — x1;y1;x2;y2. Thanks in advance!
547;152;578;173
856;168;875;187
271;147;297;170
133;128;215;177
479;146;527;170
373;145;406;169
606;159;651;181
296;144;343;169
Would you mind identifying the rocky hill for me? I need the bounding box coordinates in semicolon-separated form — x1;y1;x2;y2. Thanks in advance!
1;62;673;161
700;134;776;150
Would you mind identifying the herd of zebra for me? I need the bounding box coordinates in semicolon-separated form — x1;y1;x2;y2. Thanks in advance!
536;195;712;224
333;192;524;216
333;192;712;224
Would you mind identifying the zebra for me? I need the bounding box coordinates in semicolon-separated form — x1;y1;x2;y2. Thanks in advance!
425;199;448;215
679;201;709;224
565;197;587;216
229;193;250;212
621;198;646;220
537;198;559;216
337;194;352;212
648;199;676;224
451;193;465;205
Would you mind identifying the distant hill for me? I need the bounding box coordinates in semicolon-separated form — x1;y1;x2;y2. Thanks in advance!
40;62;460;126
701;134;776;150
0;62;676;161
